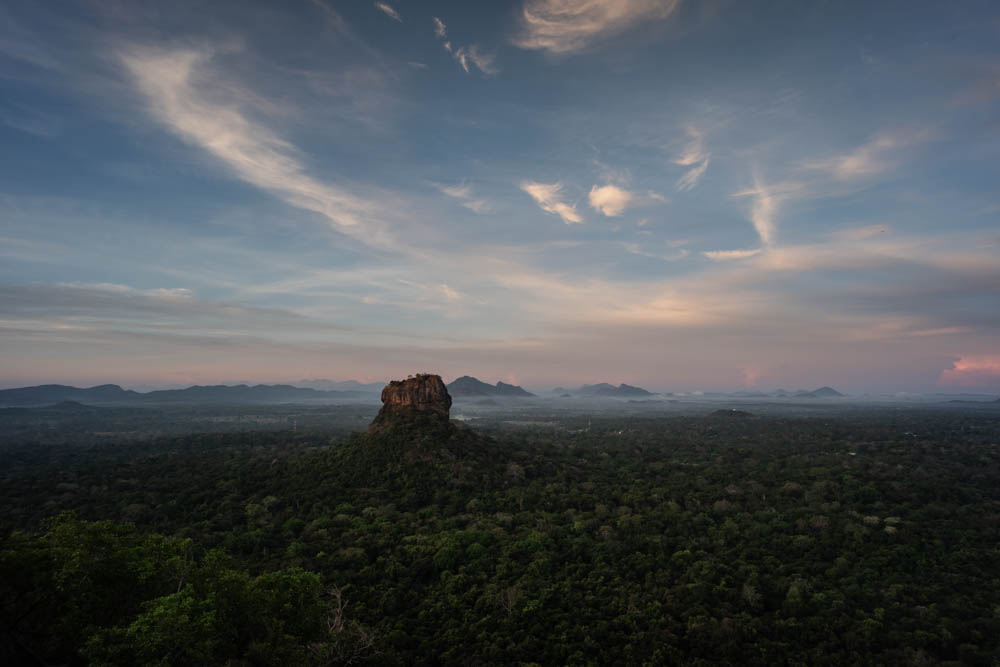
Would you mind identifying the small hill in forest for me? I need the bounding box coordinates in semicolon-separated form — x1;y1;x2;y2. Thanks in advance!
328;374;507;506
794;386;844;398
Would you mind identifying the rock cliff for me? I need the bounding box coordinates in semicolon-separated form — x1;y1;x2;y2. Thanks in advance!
369;374;452;431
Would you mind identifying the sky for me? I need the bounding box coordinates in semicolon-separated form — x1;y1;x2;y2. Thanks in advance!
1;0;999;393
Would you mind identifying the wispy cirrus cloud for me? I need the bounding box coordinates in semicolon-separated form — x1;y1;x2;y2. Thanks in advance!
374;2;402;22
674;126;710;191
704;173;803;260
588;183;633;216
453;44;498;75
520;181;582;223
513;0;681;54
435;182;491;214
432;16;497;75
432;17;447;39
804;129;934;180
703;248;761;261
623;242;688;261
120;47;394;248
731;174;805;248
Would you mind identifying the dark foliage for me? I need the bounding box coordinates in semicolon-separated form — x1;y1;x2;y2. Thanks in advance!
2;411;999;665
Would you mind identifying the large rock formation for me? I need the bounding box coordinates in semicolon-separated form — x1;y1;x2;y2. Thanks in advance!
369;374;452;431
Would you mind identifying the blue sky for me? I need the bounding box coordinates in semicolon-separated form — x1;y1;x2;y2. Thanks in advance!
1;0;999;392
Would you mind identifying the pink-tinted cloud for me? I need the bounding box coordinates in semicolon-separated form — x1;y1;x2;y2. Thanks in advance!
938;355;1000;388
740;365;764;387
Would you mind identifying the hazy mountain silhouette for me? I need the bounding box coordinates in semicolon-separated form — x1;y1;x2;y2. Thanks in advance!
295;379;384;392
447;376;534;398
576;383;654;398
794;386;844;398
0;383;372;407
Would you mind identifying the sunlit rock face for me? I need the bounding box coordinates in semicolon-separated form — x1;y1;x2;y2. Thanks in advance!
369;374;452;431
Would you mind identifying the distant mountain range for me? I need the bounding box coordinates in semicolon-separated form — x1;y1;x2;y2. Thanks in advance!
0;383;377;408
447;376;535;398
777;387;845;398
0;380;868;408
294;379;385;392
550;383;655;398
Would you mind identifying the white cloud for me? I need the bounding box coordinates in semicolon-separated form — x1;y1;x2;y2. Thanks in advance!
438;183;472;199
440;283;462;301
750;189;776;246
520;181;582;224
467;45;498;75
623;243;688;261
702;248;762;261
433;16;496;75
453;45;498;75
731;173;802;248
674;126;710;191
805;130;934;180
810;135;897;179
588;184;633;217
436;183;491;214
121;48;391;247
454;49;470;73
677;159;709;192
514;0;681;54
433;17;447;39
374;2;402;22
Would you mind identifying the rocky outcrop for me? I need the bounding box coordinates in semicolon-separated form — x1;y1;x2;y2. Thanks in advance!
369;374;452;431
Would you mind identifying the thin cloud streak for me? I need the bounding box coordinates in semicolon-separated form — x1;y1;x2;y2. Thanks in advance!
432;15;497;75
374;2;402;22
120;47;396;249
432;17;447;39
703;248;761;261
804;129;935;180
674;126;710;191
514;0;681;54
436;183;492;214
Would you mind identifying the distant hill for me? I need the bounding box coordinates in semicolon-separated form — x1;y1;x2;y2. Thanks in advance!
495;381;533;397
48;400;96;411
0;383;373;407
0;384;140;407
295;379;384;392
946;397;1000;405
794;386;844;398
577;383;654;398
141;384;370;404
447;376;534;398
